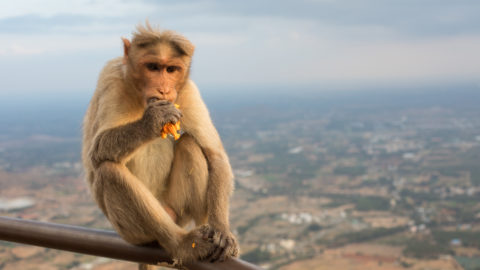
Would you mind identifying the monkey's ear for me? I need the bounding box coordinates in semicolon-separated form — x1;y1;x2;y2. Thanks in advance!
121;37;131;64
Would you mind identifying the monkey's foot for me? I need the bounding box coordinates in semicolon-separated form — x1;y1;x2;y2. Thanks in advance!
172;224;218;264
204;228;239;263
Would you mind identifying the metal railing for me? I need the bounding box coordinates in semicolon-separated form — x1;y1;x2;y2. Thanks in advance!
0;216;262;270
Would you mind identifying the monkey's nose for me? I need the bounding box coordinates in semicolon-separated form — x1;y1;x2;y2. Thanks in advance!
156;88;170;95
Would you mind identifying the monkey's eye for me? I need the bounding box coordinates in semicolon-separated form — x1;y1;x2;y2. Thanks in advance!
145;63;160;71
166;66;179;73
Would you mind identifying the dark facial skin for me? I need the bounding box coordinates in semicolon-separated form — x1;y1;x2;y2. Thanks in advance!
127;42;188;107
138;55;186;104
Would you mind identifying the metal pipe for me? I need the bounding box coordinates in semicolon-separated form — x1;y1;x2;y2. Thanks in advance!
0;216;262;270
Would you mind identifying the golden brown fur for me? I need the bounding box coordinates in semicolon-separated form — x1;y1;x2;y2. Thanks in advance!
82;23;238;268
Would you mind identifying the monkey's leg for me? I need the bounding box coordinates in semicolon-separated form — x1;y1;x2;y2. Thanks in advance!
164;134;209;226
164;134;238;262
93;161;217;264
93;161;185;247
202;150;239;262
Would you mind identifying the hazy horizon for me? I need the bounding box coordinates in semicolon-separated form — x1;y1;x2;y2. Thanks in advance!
1;0;480;97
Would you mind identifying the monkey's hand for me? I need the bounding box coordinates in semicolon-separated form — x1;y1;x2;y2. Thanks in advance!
161;104;181;140
171;224;219;264
142;100;182;137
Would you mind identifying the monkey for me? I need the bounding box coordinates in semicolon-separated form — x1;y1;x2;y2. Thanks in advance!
81;23;239;267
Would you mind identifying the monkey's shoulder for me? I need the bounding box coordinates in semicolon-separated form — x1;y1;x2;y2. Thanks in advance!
98;57;124;80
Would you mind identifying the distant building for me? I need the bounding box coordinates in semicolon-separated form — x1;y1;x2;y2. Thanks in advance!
450;238;462;246
288;146;303;154
0;197;35;211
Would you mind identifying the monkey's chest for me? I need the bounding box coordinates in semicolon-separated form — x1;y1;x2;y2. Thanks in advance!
126;138;175;196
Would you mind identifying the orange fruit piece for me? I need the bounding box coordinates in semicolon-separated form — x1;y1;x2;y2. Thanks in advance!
160;104;181;140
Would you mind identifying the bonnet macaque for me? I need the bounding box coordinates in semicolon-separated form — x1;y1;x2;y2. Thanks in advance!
82;23;238;268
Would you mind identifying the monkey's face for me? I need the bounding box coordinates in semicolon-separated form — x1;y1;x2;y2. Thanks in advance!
130;42;189;106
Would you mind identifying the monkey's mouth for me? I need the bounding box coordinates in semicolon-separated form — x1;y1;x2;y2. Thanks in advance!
147;97;160;104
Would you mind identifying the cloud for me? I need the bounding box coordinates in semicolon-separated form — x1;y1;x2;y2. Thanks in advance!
4;0;479;38
186;0;480;37
0;0;479;94
0;33;120;56
0;0;157;19
312;35;480;83
0;44;44;56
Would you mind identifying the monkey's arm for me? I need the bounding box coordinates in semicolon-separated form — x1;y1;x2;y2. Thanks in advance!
90;120;151;168
178;82;234;232
178;83;239;260
89;100;181;168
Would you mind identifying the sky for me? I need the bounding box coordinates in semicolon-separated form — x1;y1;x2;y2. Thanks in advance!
0;0;480;97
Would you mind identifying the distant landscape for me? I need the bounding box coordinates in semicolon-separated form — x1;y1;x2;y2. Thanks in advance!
1;85;480;269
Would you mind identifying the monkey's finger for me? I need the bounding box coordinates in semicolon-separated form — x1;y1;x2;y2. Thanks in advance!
205;228;216;241
199;225;215;242
208;233;227;262
198;224;211;234
209;246;226;263
149;98;170;106
211;230;223;246
218;237;234;262
175;110;183;119
169;109;183;120
204;243;222;263
203;231;222;261
206;229;216;242
230;240;239;257
170;108;183;118
164;116;180;126
147;97;160;104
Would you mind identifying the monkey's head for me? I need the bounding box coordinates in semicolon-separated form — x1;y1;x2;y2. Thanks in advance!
122;23;194;106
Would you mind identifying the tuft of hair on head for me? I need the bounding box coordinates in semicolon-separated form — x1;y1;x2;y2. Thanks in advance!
131;20;195;57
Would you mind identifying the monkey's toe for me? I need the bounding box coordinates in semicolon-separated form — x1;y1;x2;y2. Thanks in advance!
207;232;227;262
205;231;239;263
198;224;216;243
220;236;237;261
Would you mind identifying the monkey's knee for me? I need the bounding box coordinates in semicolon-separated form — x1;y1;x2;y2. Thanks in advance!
174;134;208;172
175;134;202;154
93;162;156;244
90;162;124;216
92;162;136;216
94;161;122;181
92;162;125;194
